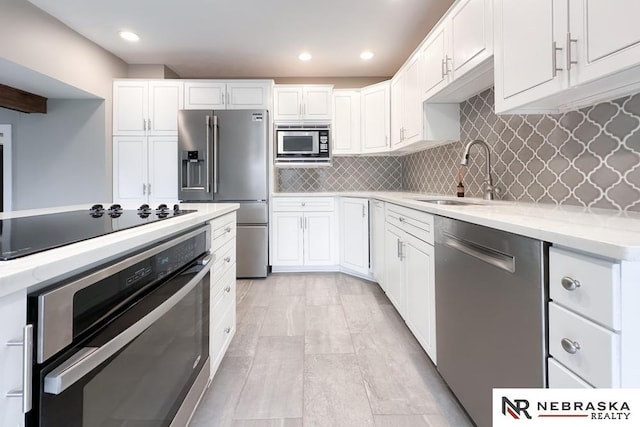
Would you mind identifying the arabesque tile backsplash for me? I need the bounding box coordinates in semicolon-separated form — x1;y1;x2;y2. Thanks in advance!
277;87;640;212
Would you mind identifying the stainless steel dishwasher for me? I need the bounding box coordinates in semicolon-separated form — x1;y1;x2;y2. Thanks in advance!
435;217;547;427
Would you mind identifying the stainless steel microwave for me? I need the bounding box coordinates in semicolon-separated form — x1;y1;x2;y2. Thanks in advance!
275;125;330;163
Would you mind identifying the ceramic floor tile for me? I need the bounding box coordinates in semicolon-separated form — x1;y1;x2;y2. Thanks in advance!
304;353;375;427
373;414;431;427
304;305;353;354
234;336;304;420
189;356;253;427
237;279;274;310
304;274;342;306
340;293;387;334
231;419;302;427
226;307;267;358
259;295;305;337
269;274;307;296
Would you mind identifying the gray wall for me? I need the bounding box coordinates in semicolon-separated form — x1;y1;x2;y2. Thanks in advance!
0;99;107;209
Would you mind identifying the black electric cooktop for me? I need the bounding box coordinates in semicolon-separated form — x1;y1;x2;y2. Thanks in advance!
0;204;196;261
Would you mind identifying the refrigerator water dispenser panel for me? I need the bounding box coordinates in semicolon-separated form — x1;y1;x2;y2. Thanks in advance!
181;149;207;191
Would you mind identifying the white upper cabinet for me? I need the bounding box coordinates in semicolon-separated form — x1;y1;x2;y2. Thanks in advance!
183;80;272;110
113;80;183;136
421;0;494;102
332;90;361;155
360;81;390;154
273;85;332;121
392;54;422;148
495;0;640;113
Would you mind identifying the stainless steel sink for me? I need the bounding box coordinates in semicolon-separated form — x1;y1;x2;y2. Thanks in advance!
417;199;481;206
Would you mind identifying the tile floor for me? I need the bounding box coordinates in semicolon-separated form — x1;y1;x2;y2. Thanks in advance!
190;273;473;427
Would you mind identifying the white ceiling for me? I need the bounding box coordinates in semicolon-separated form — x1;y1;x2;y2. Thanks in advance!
27;0;455;79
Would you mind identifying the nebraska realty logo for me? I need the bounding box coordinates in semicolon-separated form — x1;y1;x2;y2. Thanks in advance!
493;389;640;426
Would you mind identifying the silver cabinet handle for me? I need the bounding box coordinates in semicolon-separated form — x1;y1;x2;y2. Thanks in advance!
567;32;578;71
224;286;231;293
225;227;232;233
225;256;231;263
43;252;214;395
142;183;146;195
561;276;581;291
147;183;151;195
300;216;303;229
143;118;147;131
304;217;308;229
398;217;405;223
561;338;581;354
396;238;401;259
147;119;151;131
441;58;446;78
552;41;563;77
302;202;306;207
222;92;225;105
224;327;231;334
362;205;366;218
6;324;33;413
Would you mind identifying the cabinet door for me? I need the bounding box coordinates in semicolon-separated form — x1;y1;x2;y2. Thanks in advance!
227;81;272;110
304;211;337;266
113;137;148;208
113;80;148;136
360;82;390;154
340;198;369;275
570;0;640;87
147;136;178;206
404;235;437;364
390;74;404;148
148;81;183;135
494;0;569;112
421;26;449;99
0;290;27;427
303;86;332;120
371;201;386;289
332;90;361;155
184;81;226;109
402;55;422;143
384;225;404;312
271;212;304;266
274;86;303;121
449;0;493;80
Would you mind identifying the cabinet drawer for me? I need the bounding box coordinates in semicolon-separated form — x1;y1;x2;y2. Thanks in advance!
549;302;620;388
210;294;236;374
210;213;236;252
548;358;593;389
549;247;620;330
212;240;235;284
212;262;236;305
385;203;434;245
272;197;334;212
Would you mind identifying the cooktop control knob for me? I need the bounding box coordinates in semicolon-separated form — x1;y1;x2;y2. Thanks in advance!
137;204;152;218
89;204;105;218
157;203;169;213
173;204;181;214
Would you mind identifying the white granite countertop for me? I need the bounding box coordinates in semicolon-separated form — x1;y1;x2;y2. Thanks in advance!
0;203;239;298
273;191;640;261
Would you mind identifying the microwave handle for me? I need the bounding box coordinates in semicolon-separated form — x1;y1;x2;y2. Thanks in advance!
43;252;214;395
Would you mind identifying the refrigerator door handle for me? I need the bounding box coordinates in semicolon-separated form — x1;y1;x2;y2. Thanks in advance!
205;115;211;193
213;115;219;194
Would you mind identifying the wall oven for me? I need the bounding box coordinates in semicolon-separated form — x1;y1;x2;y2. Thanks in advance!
27;225;212;427
275;125;330;164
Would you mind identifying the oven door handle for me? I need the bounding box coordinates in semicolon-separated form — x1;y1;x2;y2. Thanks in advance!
43;252;214;396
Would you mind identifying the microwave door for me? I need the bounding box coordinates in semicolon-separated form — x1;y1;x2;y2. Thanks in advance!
178;110;215;201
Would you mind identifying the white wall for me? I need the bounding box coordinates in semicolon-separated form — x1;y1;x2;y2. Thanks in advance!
0;0;129;209
0;100;107;209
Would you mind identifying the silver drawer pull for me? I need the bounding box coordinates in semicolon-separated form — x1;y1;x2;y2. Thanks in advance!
225;227;232;233
225;256;231;263
399;217;406;223
561;276;581;291
224;286;231;293
561;338;581;354
224;327;231;334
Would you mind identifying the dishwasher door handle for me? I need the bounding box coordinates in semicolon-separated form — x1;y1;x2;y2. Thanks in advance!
442;232;515;273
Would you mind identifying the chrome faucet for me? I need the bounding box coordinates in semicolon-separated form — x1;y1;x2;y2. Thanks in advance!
461;139;494;200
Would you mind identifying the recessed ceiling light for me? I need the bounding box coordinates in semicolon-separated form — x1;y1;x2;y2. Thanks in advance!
360;51;374;60
119;31;140;42
298;52;312;61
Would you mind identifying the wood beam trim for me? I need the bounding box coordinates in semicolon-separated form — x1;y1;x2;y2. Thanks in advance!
0;83;47;114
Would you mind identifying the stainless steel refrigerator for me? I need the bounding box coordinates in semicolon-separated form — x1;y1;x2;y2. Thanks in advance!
178;109;269;278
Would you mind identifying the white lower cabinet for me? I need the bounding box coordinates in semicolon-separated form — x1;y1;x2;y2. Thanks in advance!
271;198;337;269
113;136;178;208
339;198;370;276
208;212;237;379
384;204;437;363
0;290;28;427
370;200;386;289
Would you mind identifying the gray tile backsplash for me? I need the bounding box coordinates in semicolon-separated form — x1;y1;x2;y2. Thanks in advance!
403;88;640;212
277;157;402;193
276;87;640;212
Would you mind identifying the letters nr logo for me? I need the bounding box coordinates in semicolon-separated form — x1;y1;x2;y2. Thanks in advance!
502;396;532;420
